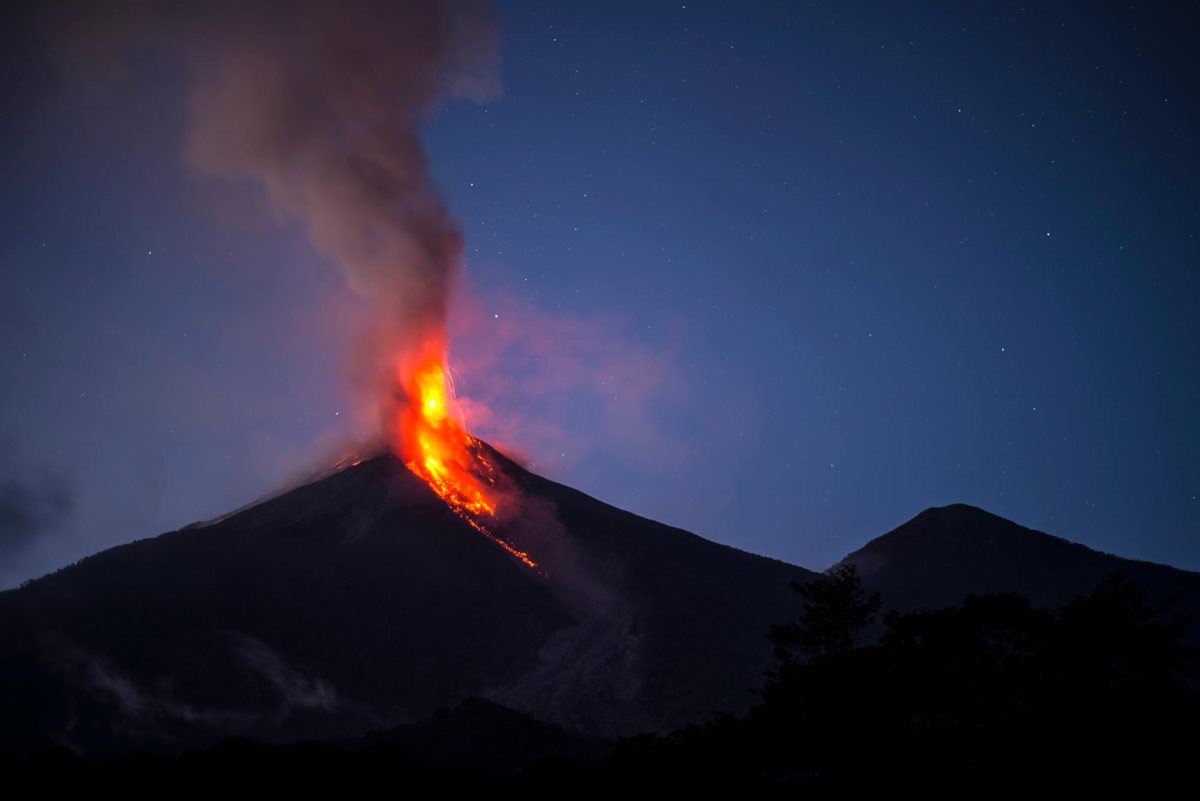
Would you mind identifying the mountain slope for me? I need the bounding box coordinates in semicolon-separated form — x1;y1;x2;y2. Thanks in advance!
0;449;816;753
841;503;1200;633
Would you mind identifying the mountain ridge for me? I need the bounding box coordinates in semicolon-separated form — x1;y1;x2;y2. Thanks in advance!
0;449;817;753
841;502;1200;638
4;453;1198;756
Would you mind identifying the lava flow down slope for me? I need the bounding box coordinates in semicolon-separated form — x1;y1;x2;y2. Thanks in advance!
0;0;826;754
0;445;815;754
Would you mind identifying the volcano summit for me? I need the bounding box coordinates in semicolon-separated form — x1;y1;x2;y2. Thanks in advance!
0;446;815;753
4;443;1200;757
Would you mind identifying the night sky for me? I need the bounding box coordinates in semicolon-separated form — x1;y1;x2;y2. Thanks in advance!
2;1;1197;589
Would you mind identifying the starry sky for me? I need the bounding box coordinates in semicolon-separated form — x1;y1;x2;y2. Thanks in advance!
2;1;1198;588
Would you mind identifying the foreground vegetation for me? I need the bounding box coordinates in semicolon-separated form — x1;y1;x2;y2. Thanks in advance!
5;568;1195;797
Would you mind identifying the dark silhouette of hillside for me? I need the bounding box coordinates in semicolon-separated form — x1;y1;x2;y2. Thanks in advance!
578;569;1199;796
4;447;1200;780
0;447;815;754
0;698;605;800
5;572;1194;797
841;503;1200;641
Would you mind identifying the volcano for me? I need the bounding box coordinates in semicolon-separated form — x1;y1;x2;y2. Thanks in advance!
4;454;1199;757
0;445;815;754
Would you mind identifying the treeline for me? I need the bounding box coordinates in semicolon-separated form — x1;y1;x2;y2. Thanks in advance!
585;567;1198;796
4;569;1196;797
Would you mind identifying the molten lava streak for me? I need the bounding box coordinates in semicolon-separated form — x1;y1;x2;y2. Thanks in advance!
397;353;537;569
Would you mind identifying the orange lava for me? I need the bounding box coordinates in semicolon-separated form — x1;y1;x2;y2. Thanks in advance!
396;349;537;569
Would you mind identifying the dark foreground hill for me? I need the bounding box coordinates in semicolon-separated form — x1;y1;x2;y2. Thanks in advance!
0;448;814;754
0;698;607;800
841;503;1200;639
6;571;1195;798
4;455;1199;762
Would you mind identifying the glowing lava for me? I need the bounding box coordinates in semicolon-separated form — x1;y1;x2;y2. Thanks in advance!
397;350;537;569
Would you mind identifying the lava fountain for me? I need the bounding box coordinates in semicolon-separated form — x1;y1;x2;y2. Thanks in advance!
395;344;538;569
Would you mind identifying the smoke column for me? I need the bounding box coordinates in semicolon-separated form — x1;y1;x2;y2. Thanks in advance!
185;1;499;332
45;0;500;442
181;0;501;433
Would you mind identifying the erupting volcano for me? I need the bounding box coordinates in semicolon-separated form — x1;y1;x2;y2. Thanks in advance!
396;348;538;569
168;0;534;566
165;0;525;565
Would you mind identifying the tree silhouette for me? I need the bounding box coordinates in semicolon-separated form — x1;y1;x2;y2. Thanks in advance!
767;563;882;662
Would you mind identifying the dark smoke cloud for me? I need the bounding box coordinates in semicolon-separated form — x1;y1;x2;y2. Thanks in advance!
182;0;500;343
46;0;501;423
0;440;74;562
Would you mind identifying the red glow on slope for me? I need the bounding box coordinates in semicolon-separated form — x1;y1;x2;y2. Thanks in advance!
395;346;537;569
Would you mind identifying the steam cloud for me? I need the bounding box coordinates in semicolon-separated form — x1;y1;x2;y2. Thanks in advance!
227;632;341;716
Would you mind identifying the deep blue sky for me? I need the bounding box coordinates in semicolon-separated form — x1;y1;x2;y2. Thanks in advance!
2;1;1197;587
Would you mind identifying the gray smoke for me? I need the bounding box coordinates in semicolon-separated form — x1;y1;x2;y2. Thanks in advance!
47;0;501;425
0;438;74;564
227;632;341;715
183;0;500;345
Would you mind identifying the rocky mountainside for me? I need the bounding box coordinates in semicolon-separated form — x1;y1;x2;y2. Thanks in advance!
0;447;814;754
6;462;1197;758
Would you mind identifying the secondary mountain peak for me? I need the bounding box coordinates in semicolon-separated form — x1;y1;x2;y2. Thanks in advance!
841;503;1200;636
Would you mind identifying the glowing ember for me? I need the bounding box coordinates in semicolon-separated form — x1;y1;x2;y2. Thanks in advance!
330;454;364;471
397;350;537;569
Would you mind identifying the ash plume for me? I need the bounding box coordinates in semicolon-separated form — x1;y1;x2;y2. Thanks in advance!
183;0;500;351
46;0;501;434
